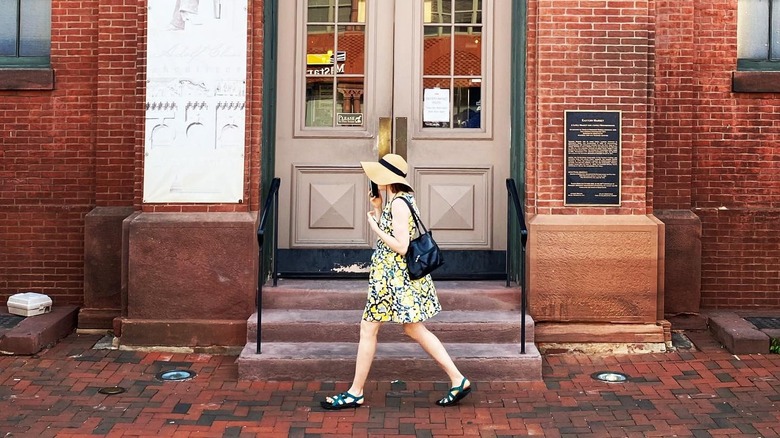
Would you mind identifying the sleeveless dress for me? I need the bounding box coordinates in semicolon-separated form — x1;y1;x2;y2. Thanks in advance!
363;192;441;323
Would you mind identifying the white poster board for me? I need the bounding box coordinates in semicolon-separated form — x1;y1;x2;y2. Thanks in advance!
143;0;248;203
423;88;450;123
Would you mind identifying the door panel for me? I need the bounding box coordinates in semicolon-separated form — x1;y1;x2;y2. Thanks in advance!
276;0;511;276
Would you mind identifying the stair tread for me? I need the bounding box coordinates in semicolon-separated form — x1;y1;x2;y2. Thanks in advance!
256;309;533;324
241;341;540;359
266;279;520;292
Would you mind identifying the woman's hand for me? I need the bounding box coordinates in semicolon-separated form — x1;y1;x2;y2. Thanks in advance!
367;211;380;233
369;189;383;210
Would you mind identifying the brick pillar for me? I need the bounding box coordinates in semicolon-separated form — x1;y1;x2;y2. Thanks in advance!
526;0;666;349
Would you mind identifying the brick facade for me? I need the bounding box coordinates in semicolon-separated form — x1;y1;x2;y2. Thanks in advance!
1;0;777;313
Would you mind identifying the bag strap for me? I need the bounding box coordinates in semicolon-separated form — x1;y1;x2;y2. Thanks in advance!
396;196;429;234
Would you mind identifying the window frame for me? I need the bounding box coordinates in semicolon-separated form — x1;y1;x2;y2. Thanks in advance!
734;0;780;92
0;0;53;90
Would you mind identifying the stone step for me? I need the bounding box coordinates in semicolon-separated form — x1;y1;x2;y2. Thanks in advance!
248;310;535;344
237;342;542;381
260;279;523;311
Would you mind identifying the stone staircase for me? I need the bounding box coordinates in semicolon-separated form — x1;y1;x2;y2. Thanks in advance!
237;279;541;381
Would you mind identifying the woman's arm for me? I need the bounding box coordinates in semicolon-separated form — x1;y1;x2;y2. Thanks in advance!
367;198;411;255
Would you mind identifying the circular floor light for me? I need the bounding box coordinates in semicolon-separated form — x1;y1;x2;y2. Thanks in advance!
156;369;197;381
98;386;126;395
591;371;629;383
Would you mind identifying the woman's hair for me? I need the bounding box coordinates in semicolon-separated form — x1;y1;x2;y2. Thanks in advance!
390;183;413;193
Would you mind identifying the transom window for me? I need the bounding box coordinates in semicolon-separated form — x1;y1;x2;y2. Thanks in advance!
737;0;780;70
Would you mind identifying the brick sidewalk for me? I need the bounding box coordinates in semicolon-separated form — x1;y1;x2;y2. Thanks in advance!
1;332;779;437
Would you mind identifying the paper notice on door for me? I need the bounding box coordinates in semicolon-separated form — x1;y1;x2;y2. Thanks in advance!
423;88;450;123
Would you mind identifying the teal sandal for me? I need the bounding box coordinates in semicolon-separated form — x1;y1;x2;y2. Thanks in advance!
320;391;364;410
436;377;472;407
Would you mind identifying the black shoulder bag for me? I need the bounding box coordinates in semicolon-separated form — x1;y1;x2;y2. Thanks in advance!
397;197;444;280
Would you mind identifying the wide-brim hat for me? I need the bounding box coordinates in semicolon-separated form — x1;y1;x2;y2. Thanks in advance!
361;154;413;189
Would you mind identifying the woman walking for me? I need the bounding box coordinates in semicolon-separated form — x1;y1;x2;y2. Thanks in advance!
320;154;471;410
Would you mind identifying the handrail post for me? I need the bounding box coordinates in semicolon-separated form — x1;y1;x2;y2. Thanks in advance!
272;187;279;286
506;191;511;287
506;178;528;354
256;177;281;355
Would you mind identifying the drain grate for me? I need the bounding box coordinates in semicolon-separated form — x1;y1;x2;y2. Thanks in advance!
0;314;25;329
745;317;780;330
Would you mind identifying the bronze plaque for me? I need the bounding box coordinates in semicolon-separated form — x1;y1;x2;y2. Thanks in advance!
564;111;621;206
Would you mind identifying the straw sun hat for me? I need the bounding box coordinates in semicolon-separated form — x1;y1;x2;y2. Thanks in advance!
360;154;413;190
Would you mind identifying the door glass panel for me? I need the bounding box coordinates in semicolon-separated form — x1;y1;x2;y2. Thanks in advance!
308;0;366;23
454;27;481;75
454;0;482;24
424;27;452;75
306;78;334;127
338;24;365;75
422;1;484;130
304;1;367;128
424;0;453;23
453;78;481;128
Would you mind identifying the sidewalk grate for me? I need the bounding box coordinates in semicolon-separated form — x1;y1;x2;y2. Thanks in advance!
745;317;780;330
0;314;25;329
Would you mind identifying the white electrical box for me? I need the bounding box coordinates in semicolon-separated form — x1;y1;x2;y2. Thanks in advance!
7;292;52;317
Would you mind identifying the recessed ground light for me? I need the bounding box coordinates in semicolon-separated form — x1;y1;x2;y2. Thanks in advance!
156;369;196;381
591;371;629;383
98;386;126;395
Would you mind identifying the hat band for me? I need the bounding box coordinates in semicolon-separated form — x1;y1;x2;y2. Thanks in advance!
379;158;406;177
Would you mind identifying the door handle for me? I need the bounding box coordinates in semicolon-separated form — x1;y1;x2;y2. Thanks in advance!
378;117;392;158
395;117;407;160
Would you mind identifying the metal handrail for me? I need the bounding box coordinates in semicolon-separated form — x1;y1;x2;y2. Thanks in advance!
256;177;281;354
505;178;528;354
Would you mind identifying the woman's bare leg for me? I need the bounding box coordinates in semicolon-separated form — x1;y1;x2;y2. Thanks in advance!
337;320;381;398
403;322;466;387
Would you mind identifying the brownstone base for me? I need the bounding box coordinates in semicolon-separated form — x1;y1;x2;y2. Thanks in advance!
655;210;702;315
79;206;135;330
117;212;258;348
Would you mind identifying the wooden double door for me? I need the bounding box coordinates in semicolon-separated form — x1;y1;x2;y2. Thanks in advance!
274;0;512;277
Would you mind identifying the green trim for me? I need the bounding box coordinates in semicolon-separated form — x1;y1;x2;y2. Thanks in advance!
0;56;50;68
260;0;279;276
737;59;780;71
508;0;527;284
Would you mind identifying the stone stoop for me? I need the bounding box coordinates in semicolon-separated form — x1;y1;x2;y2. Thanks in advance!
237;279;542;381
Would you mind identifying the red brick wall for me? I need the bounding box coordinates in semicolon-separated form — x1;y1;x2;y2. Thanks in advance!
1;1;100;305
0;1;264;306
525;0;655;215
654;0;780;309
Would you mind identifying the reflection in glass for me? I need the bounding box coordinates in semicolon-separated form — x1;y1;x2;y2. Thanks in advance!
19;0;50;57
424;0;452;23
336;78;365;124
306;78;334;127
423;27;452;76
452;79;481;129
307;25;335;63
454;0;482;24
338;25;365;75
454;27;481;76
308;0;365;23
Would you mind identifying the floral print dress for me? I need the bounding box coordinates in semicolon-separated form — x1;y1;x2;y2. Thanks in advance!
362;192;441;323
